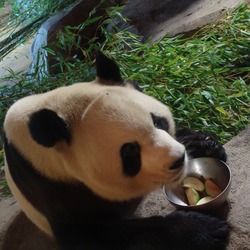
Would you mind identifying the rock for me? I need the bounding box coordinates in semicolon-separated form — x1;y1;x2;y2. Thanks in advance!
29;0;119;79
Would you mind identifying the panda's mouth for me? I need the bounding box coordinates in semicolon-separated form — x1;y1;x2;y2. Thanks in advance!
152;171;183;188
172;170;185;183
162;163;187;187
169;154;186;170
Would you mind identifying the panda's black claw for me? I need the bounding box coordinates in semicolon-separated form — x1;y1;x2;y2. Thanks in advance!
176;129;227;162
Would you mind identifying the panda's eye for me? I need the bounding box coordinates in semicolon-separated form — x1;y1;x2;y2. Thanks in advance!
151;113;169;132
120;142;141;177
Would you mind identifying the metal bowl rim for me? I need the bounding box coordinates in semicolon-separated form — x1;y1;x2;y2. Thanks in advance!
163;158;232;208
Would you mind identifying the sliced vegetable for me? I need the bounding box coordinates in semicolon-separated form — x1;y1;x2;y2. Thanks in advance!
205;179;222;197
196;196;214;205
183;176;204;192
185;188;200;205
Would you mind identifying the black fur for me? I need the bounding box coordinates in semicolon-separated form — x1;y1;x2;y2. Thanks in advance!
4;53;230;250
151;113;169;132
169;153;185;170
4;133;230;249
176;128;227;162
120;142;141;176
28;109;71;147
53;211;230;250
96;52;123;85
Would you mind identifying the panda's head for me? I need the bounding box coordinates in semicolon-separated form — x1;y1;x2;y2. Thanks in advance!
4;52;186;201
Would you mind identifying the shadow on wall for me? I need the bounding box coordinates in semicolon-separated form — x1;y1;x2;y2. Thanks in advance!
29;0;201;79
122;0;202;34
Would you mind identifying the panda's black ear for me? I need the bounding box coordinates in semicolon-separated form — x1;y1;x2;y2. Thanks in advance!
28;109;71;147
96;51;123;85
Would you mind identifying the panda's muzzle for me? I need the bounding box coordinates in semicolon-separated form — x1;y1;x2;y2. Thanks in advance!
169;154;185;170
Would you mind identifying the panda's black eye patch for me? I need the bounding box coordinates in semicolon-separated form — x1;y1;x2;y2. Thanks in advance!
151;113;169;132
120;142;141;177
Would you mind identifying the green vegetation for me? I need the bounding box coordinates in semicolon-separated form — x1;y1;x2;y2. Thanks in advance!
0;5;249;174
0;0;78;59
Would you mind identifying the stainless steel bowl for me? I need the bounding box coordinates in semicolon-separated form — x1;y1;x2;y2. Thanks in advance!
164;157;231;211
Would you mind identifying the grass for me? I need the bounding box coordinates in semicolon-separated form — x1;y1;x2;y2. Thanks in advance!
0;0;78;58
0;4;249;176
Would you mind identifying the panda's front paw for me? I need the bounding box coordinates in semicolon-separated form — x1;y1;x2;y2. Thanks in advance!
167;211;231;250
176;129;227;162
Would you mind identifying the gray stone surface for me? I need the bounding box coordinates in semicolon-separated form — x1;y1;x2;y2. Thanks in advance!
140;0;250;42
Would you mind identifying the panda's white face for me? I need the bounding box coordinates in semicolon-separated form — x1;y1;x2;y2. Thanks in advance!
4;52;186;202
64;85;186;201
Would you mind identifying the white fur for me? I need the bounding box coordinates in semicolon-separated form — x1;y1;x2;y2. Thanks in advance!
4;79;185;202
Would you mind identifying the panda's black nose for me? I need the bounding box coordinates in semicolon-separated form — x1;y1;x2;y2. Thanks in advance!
169;154;185;170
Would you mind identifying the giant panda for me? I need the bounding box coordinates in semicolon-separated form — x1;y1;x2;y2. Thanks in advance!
3;52;229;250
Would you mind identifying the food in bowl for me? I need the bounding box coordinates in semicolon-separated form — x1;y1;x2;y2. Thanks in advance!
183;176;204;191
205;179;222;197
182;176;222;206
164;157;231;211
196;196;213;205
